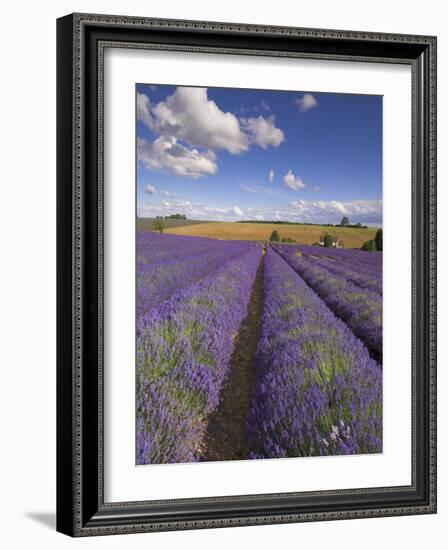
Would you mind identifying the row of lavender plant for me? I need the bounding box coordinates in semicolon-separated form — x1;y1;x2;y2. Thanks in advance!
292;245;382;295
137;232;257;318
136;231;225;266
274;245;382;361
247;249;382;458
303;244;382;271
136;247;262;464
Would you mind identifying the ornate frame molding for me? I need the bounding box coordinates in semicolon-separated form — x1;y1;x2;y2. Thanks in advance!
57;13;437;537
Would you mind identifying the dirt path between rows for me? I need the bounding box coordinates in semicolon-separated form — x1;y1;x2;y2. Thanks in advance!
201;253;265;462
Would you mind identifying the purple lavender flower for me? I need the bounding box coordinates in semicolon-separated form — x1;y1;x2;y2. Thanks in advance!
273;244;382;361
137;245;261;464
296;245;382;295
247;249;382;459
136;231;257;320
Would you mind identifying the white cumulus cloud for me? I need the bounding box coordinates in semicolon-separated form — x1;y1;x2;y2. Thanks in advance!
144;184;156;194
241;115;284;149
160;190;176;197
138;199;252;221
283;170;306;191
150;87;249;154
137;88;286;178
296;93;318;112
138;197;382;225
137;136;217;178
137;92;154;128
268;169;274;183
283;199;382;224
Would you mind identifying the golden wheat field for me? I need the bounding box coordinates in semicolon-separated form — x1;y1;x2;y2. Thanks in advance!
164;222;377;248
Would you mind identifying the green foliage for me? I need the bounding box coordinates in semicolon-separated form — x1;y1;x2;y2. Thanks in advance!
166;213;187;220
281;237;297;243
153;219;165;233
323;233;334;248
374;228;383;251
270;230;280;242
340;216;350;227
361;239;377;252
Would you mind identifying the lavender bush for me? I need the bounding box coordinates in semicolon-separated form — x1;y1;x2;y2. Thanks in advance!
274;245;382;360
136;231;226;265
137;232;255;318
247;249;382;458
292;245;382;295
299;244;382;274
137;246;261;464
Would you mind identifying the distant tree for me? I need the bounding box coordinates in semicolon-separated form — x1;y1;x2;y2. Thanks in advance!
167;213;187;220
361;239;377;252
323;233;334;248
356;222;363;228
374;228;383;251
340;216;350;227
153;219;165;233
270;230;280;242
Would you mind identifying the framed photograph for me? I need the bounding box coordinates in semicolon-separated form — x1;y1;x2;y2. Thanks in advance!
56;13;437;536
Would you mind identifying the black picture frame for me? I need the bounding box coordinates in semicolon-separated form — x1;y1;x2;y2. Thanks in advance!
57;13;437;537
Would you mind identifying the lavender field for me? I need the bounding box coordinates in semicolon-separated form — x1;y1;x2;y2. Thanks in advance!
136;233;383;465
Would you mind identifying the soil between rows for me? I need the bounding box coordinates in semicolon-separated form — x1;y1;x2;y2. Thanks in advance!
201;253;265;461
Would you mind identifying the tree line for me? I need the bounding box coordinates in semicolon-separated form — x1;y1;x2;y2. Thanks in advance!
239;215;368;229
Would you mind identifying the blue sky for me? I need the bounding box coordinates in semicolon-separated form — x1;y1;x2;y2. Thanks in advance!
136;84;382;225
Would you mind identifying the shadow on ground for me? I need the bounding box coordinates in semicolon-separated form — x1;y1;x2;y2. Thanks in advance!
25;512;56;530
